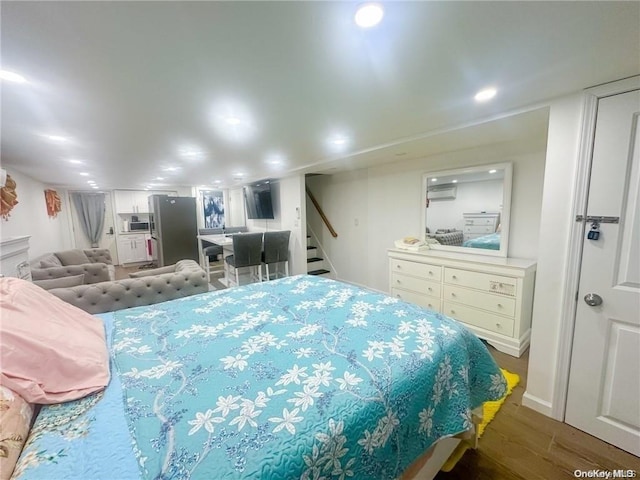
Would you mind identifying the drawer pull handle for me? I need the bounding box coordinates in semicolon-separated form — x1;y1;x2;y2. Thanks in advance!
450;292;456;297
428;304;433;308
452;275;457;279
396;279;401;284
428;271;433;275
427;287;432;291
396;265;401;269
497;303;502;308
450;310;455;314
496;323;501;327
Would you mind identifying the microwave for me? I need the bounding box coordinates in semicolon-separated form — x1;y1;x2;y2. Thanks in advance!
129;221;149;231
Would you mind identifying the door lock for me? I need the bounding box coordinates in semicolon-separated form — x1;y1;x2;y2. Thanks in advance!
584;293;603;307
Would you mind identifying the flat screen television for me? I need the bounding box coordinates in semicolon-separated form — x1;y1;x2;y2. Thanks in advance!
243;181;275;219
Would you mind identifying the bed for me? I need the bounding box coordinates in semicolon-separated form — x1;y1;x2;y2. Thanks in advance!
462;232;501;250
5;275;506;480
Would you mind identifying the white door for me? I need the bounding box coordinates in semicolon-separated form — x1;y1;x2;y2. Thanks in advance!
565;89;640;455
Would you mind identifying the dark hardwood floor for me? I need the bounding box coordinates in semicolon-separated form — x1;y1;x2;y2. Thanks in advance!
436;346;640;479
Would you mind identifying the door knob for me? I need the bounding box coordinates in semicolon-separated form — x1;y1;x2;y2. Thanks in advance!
584;293;603;307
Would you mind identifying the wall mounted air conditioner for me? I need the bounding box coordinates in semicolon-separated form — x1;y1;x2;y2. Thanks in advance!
427;185;457;200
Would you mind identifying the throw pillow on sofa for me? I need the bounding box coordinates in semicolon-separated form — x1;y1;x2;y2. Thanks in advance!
32;274;85;290
55;249;91;266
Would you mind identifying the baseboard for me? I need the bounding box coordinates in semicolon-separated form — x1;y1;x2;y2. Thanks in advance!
336;277;386;294
522;391;555;418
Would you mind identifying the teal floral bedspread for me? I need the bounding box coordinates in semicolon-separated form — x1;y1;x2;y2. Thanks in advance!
113;275;504;479
462;232;501;250
16;275;505;479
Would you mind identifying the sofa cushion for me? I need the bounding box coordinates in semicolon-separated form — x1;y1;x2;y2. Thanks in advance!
83;249;113;265
55;249;91;266
32;253;62;269
32;274;85;290
0;386;34;480
0;278;110;404
128;265;175;278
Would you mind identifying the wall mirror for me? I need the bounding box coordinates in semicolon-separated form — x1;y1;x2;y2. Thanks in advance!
421;162;512;257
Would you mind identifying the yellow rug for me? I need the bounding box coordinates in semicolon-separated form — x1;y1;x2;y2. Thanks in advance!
440;368;520;472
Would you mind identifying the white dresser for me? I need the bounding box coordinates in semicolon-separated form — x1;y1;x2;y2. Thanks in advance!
388;248;536;357
463;212;500;242
0;235;32;280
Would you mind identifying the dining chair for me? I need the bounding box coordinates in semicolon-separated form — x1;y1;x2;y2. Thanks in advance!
224;232;264;286
262;230;291;280
223;226;248;234
198;228;224;279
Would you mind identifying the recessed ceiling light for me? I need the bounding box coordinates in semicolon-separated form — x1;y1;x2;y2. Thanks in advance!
328;134;350;150
224;116;241;126
452;179;458;183
179;147;205;160
431;178;438;182
0;70;27;83
155;177;164;181
474;87;497;102
91;186;99;189
489;169;497;174
162;166;179;172
79;172;90;176
232;172;244;177
43;134;70;143
68;159;83;165
355;3;384;28
87;180;96;184
213;180;222;184
265;153;286;166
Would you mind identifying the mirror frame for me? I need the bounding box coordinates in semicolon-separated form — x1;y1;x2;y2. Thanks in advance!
420;162;513;258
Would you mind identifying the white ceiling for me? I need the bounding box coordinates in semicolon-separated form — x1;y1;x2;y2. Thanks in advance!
2;1;639;190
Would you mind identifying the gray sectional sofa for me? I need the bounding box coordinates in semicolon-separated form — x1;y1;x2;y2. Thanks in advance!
29;248;115;289
47;260;208;314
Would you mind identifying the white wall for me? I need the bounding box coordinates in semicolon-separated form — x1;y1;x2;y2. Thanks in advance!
427;179;503;232
307;140;547;292
523;93;585;417
0;168;74;258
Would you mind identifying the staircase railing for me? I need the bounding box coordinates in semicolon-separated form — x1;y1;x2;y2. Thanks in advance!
305;186;338;238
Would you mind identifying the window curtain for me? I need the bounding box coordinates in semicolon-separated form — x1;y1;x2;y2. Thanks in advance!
71;192;106;247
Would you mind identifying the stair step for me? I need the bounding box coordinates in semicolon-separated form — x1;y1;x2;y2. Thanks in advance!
308;269;330;276
306;245;316;250
307;257;323;263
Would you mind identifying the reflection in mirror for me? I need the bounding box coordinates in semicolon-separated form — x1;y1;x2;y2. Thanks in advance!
422;163;512;257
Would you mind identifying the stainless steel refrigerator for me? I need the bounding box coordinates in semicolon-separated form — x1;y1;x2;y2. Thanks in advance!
149;195;199;267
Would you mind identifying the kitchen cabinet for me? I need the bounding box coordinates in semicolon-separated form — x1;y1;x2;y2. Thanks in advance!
117;234;148;264
115;190;176;214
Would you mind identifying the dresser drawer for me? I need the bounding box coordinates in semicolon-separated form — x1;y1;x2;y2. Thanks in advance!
392;288;441;312
443;285;515;317
390;259;442;281
443;301;514;336
444;268;517;297
391;273;441;297
464;217;496;226
463;225;495;234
